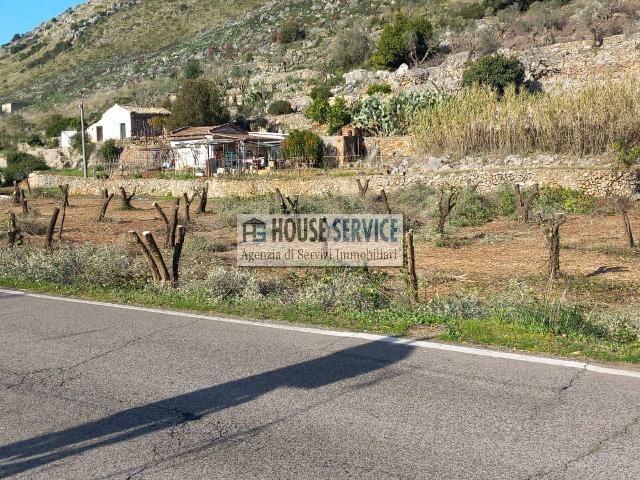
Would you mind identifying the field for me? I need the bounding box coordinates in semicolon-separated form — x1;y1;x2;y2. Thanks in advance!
2;184;640;365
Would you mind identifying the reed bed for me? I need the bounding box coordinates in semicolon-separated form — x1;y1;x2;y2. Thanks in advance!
412;77;640;156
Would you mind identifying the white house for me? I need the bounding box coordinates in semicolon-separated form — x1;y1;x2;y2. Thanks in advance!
60;130;78;148
1;102;23;115
168;124;286;175
86;104;171;142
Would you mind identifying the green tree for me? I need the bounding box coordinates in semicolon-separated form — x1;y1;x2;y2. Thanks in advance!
329;28;372;70
183;59;203;79
1;151;49;186
372;14;433;69
276;19;306;44
168;79;231;130
42;114;80;138
326;97;351;135
97;139;123;163
461;55;526;94
267;100;293;115
282;130;324;165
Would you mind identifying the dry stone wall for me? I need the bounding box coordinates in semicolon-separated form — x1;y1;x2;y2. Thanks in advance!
30;166;639;200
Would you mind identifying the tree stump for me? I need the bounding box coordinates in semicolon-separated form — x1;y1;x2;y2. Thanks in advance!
7;213;20;248
46;207;60;250
171;225;186;286
153;202;172;248
275;188;290;214
356;179;370;200
514;184;540;223
436;185;460;235
142;231;171;282
405;229;418;303
130;231;161;282
18;189;29;215
540;213;567;281
196;184;209;214
98;189;114;222
380;189;392;214
59;184;70;208
182;192;197;222
613;196;635;249
119;186;136;210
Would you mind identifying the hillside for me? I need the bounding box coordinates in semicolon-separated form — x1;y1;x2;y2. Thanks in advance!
2;0;640;118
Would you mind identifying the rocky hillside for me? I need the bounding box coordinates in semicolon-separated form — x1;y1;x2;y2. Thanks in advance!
2;0;640;115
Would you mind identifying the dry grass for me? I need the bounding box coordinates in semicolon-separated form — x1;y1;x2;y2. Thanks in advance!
412;77;640;157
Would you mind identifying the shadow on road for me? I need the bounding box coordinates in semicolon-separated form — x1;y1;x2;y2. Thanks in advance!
0;340;413;477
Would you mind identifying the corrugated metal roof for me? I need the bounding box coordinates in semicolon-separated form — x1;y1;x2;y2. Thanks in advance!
123;105;171;116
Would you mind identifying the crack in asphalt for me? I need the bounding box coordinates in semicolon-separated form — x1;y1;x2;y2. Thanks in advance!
524;414;640;480
527;368;586;422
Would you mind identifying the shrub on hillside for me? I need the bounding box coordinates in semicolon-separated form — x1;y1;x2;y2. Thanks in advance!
274;19;306;44
42;114;80;138
372;14;433;69
461;55;525;94
267;100;293;115
366;83;392;95
329;28;372;70
305;98;330;123
25;133;44;147
310;85;332;101
69;133;95;158
183;59;203;79
282;129;323;165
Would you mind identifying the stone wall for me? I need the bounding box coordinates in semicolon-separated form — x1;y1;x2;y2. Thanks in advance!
29;166;639;200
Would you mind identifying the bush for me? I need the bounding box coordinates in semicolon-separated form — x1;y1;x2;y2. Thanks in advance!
372;14;433;69
326;97;352;135
461;55;525;94
329;28;372;70
25;133;44;147
1;151;49;186
97;139;123;163
167;78;230;130
183;59;203;79
451;189;497;227
267;100;293;115
276;19;306;43
536;186;597;215
310;85;332;101
366;83;392;95
305;98;330;123
42;114;79;138
69;133;95;157
282;129;324;165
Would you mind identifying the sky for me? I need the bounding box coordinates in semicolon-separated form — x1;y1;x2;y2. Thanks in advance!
0;0;84;44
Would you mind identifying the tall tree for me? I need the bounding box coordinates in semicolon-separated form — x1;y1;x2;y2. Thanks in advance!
168;79;230;131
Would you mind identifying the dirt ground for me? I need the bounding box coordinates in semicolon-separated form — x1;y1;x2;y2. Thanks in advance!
1;194;638;308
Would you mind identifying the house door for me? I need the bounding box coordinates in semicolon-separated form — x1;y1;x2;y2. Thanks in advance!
120;123;126;140
96;126;103;142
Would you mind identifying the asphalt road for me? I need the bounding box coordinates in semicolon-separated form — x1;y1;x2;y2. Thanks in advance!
1;291;640;479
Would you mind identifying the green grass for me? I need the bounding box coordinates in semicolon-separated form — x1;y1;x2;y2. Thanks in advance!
2;276;640;364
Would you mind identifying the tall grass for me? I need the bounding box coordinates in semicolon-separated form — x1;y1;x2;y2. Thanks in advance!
412;77;640;156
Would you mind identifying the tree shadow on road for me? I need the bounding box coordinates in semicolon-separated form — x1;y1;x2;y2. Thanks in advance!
0;340;413;478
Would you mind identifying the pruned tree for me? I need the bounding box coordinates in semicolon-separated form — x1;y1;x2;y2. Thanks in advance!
142;231;171;282
7;213;21;248
59;184;70;208
168;201;180;249
130;231;161;282
196;184;209;214
405;229;418;303
46;207;60;250
539;213;567;281
98;189;114;222
286;195;300;215
153;202;171;248
171;225;186;286
275;188;290;214
380;189;392;214
514;183;540;224
436;185;460;235
356;179;370;200
12;181;20;206
574;0;617;48
613;196;635;248
18;189;29;215
182;192;198;222
119;186;137;210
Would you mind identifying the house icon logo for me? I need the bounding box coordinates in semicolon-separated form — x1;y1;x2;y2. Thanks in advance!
242;217;267;243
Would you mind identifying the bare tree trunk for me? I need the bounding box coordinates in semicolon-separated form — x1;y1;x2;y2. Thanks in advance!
380;189;392;214
356;179;370;200
7;213;18;248
436;185;459;235
142;231;171;282
119;186;136;210
275;188;290;214
98;189;114;222
18;190;28;215
540;214;567;281
196;184;209;214
58;200;67;240
12;181;20;205
514;184;539;223
171;225;186;287
168;202;180;248
405;229;418;303
130;231;161;282
286;195;300;215
614;196;635;248
152;201;171;248
182;192;197;222
59;184;70;208
46;207;60;250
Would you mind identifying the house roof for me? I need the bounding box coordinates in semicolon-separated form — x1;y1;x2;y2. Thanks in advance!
122;105;171;116
169;124;285;144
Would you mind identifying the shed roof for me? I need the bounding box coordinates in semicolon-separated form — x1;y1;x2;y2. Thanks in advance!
123;105;171;116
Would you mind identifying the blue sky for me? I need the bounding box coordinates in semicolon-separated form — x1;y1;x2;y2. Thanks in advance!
1;0;84;44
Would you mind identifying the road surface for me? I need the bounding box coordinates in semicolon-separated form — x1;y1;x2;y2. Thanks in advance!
1;290;640;479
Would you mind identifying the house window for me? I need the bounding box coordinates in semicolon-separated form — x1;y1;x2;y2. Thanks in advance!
120;123;126;140
96;126;103;142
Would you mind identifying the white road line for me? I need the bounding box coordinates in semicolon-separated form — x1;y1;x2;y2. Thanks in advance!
2;288;640;379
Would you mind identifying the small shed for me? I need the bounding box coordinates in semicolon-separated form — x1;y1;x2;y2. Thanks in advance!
86;104;171;142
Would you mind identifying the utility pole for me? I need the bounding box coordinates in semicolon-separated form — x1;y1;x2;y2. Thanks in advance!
80;100;88;178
